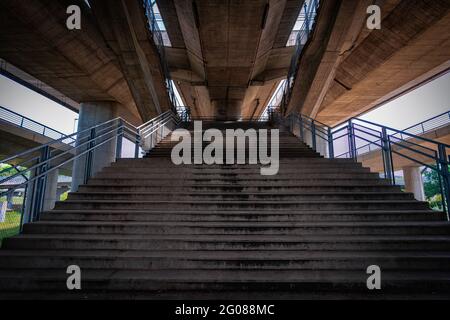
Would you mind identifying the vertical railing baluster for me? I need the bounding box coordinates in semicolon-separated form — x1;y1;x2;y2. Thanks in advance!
438;145;450;219
311;120;317;151
328;128;334;159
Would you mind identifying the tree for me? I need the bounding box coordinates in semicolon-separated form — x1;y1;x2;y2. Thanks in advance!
423;169;442;199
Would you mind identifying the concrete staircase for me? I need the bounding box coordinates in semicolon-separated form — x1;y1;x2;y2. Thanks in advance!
0;122;449;299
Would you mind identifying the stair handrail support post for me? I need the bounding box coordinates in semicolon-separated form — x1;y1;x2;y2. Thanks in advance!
348;120;357;161
135;132;141;159
438;144;450;219
311;120;317;151
84;127;96;185
116;119;124;160
328;127;334;159
31;146;50;222
299;115;304;142
380;127;395;185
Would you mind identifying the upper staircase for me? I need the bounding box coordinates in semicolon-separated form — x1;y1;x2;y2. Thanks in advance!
0;121;449;299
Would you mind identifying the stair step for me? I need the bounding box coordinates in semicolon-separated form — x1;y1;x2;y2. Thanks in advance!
40;209;443;222
67;191;414;201
5;234;450;251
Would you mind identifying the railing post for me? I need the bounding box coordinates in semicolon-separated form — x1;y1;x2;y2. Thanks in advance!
347;120;357;161
84;127;96;185
116;119;123;160
299;116;304;142
135;132;141;159
328;128;334;159
30;146;50;222
381;128;395;184
438;144;450;219
311;120;317;151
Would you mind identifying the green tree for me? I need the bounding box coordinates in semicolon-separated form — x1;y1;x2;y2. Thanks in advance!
423;169;442;199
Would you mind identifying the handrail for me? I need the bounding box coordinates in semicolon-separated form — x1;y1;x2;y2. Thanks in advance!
282;109;450;218
0;105;73;142
0;109;182;236
142;0;177;111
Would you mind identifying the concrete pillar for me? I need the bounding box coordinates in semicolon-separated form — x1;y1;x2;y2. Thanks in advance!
43;169;59;211
316;137;329;158
71;102;119;191
403;166;425;201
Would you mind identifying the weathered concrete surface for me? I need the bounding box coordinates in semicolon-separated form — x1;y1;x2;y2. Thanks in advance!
403;166;425;201
287;0;450;126
71;102;119;192
0;0;170;125
159;0;304;119
89;0;172;121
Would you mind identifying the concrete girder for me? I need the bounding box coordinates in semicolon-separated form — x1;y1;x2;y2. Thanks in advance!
89;0;172;121
0;0;142;125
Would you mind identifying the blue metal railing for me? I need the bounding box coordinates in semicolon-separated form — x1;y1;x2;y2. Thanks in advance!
341;110;450;156
143;0;177;110
278;0;320;115
0;106;74;142
0;110;181;239
277;110;450;218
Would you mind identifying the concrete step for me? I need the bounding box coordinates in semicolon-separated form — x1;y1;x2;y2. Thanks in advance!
100;167;372;174
1;250;450;271
22;221;450;236
77;184;403;193
94;172;381;180
86;178;391;187
5;234;450;251
53;199;428;210
113;158;358;166
0;269;449;295
40;209;444;222
67;191;415;201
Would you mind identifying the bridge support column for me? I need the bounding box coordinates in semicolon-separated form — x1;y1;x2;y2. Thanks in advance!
71;101;120;192
403;166;425;201
316;138;329;158
43;169;59;211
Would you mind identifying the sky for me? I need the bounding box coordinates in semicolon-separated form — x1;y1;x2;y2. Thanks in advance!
0;75;78;134
0;71;449;136
360;72;450;129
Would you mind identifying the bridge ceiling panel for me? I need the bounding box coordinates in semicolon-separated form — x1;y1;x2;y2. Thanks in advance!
295;0;450;125
160;0;304;119
0;0;142;125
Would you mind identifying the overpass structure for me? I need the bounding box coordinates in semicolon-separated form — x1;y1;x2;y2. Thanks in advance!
0;0;450;299
355;111;450;200
0;0;448;125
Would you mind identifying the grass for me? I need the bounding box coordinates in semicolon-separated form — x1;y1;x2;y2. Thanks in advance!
0;211;21;247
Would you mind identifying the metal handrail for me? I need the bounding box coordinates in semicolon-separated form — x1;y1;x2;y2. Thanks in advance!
283;110;450;218
350;110;450;155
142;0;177;111
0;110;181;229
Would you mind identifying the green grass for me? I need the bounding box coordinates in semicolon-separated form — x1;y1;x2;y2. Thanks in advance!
0;211;21;247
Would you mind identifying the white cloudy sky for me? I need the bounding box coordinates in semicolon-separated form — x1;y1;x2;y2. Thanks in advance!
0;72;449;135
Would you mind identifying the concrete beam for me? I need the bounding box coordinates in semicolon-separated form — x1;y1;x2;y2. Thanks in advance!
0;0;142;125
90;0;172;121
316;0;450;125
286;0;371;117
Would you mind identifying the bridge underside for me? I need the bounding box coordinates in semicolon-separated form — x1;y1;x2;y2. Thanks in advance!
159;0;303;120
287;0;450;126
